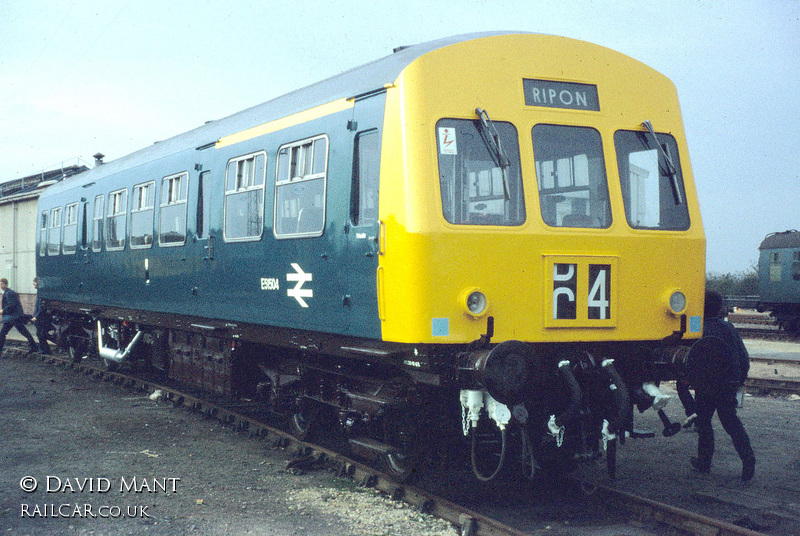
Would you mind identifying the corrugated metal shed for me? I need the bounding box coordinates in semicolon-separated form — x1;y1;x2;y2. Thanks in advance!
0;165;88;202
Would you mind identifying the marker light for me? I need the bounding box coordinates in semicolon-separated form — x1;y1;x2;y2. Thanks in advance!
669;291;687;314
460;288;488;318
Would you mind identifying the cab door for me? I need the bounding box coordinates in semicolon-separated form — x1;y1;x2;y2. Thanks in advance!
343;94;385;338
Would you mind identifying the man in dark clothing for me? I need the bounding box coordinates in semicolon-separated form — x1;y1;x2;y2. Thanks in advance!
691;290;756;481
0;278;38;355
31;277;51;354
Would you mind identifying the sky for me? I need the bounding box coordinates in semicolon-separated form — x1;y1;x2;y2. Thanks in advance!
1;0;798;275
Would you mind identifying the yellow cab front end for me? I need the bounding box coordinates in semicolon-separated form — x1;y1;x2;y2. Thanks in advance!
377;34;705;356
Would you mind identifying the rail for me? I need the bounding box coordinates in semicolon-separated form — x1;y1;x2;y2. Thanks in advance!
2;343;770;536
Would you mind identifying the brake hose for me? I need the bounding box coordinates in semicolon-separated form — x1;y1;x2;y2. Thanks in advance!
470;426;507;482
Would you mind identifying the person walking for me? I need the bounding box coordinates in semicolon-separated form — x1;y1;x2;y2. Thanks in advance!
31;277;51;354
0;278;38;356
690;290;756;481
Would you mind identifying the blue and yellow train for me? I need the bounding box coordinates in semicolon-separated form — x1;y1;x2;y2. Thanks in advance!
37;32;706;480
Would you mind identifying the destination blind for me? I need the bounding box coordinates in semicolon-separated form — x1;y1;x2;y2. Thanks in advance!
523;79;600;111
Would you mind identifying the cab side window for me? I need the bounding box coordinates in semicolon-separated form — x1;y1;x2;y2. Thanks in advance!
351;130;379;227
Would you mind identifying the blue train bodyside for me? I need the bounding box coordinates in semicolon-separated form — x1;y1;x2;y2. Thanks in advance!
38;97;389;340
758;230;800;331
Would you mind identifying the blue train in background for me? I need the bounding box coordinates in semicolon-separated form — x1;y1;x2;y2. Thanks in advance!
37;32;707;481
758;230;800;332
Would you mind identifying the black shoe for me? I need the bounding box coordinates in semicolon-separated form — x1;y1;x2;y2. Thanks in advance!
690;457;711;473
742;457;755;481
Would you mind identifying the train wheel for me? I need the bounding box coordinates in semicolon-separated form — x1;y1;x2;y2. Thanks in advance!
379;395;425;482
291;411;312;440
289;400;322;442
381;447;418;482
66;335;91;364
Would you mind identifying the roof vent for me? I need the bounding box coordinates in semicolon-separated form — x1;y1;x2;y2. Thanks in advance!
93;153;105;166
393;45;410;53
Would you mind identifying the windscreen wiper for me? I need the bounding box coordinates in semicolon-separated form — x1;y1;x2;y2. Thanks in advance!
641;120;683;205
475;107;510;201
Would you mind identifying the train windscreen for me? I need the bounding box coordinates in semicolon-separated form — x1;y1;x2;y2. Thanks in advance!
436;118;525;226
615;130;690;231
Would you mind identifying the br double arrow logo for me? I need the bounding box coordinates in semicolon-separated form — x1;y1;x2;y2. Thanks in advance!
287;263;313;307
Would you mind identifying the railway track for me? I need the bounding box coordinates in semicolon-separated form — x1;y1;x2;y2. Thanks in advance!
737;327;800;342
745;377;800;397
750;355;800;367
731;314;800;341
2;342;771;536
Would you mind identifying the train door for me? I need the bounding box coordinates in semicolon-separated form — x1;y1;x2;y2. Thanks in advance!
189;167;216;312
76;199;91;294
343;95;385;338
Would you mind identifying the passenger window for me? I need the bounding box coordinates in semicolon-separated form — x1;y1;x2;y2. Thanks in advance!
62;202;78;255
39;211;48;256
48;207;62;256
436;119;525;226
274;136;327;237
351;130;380;227
769;252;782;282
159;172;188;245
131;181;156;248
92;195;104;252
224;153;266;241
197;171;212;239
794;251;800;281
615;130;689;230
106;189;128;251
532;125;610;228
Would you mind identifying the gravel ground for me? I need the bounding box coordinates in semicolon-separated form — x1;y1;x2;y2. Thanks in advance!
573;381;800;534
0;354;456;536
3;338;799;536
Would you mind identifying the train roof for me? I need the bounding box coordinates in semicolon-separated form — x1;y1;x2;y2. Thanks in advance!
759;230;800;250
42;31;536;197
